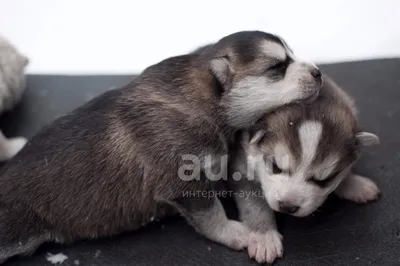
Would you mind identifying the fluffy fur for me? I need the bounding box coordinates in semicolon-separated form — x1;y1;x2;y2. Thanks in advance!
0;31;322;263
230;74;380;264
0;35;29;161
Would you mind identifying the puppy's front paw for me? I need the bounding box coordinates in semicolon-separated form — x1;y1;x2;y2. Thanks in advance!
219;220;250;250
3;137;27;160
335;174;380;203
248;230;283;264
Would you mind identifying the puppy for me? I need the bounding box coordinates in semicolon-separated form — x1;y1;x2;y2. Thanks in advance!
0;31;322;263
230;74;380;264
0;35;29;161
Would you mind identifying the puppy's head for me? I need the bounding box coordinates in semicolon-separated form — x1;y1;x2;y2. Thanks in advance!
203;31;322;127
242;102;379;217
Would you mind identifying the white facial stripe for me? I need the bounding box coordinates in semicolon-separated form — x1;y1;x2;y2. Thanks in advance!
275;36;302;64
274;143;291;171
277;36;292;53
275;36;316;69
298;121;322;172
260;41;286;61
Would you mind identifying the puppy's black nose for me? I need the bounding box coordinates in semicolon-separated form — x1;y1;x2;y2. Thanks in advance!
310;68;322;80
278;202;300;214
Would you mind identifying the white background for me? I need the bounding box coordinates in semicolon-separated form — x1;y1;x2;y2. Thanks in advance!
1;0;399;74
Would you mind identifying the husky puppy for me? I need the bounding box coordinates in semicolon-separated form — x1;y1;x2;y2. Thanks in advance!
0;35;29;161
230;74;380;264
0;31;322;263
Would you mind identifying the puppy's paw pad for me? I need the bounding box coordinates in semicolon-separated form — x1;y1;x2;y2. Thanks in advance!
248;230;283;264
337;175;380;203
352;177;380;203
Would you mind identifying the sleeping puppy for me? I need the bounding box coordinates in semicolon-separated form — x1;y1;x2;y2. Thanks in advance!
0;31;322;263
230;74;380;264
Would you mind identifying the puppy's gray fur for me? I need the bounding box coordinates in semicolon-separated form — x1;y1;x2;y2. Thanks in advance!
0;31;322;263
0;35;29;161
230;74;380;264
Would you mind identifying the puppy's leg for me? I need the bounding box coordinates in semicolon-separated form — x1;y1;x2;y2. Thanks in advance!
335;172;380;203
0;130;27;161
232;180;283;264
0;205;55;264
170;195;249;250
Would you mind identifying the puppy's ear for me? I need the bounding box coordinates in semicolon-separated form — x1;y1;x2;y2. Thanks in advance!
356;132;380;147
247;119;269;146
240;130;266;157
240;129;266;146
249;130;266;145
210;56;234;85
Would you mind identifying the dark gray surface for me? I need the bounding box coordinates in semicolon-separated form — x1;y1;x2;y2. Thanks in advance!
0;59;399;266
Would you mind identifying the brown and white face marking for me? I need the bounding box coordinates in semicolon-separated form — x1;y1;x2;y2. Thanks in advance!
204;31;322;128
242;102;379;217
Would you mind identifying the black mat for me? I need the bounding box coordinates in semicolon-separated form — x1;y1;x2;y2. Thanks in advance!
0;59;399;266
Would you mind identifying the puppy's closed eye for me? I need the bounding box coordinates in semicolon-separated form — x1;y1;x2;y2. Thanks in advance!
309;176;330;187
309;171;339;188
265;58;290;80
268;61;288;71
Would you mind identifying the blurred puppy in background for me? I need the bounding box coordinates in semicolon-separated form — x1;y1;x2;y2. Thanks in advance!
0;35;28;161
